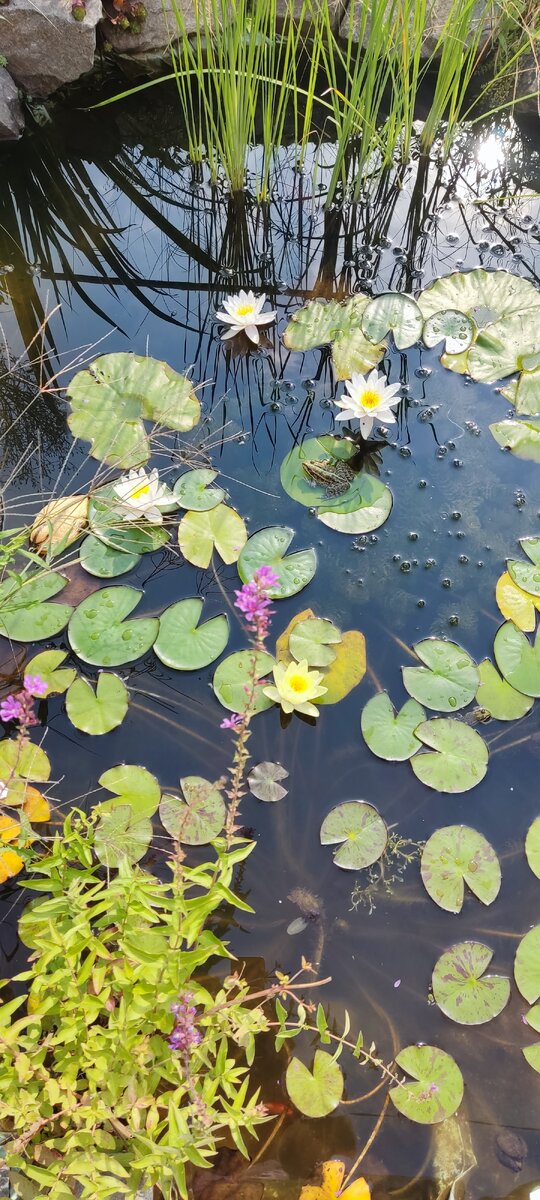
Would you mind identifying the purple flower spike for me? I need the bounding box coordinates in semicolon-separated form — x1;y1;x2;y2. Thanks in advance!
169;992;201;1053
220;714;243;730
24;674;48;697
0;695;25;724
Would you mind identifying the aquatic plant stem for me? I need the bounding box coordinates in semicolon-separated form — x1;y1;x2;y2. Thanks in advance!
342;1092;390;1189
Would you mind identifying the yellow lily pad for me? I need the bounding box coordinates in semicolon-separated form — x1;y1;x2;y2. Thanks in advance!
0;847;24;883
318;631;366;704
30;495;89;557
495;570;540;632
275;608;315;665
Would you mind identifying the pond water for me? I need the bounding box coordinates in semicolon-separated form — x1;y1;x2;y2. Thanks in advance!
2;93;540;1199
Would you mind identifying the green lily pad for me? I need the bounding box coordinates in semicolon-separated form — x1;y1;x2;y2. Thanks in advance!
24;650;76;696
178;504;247;569
410;718;488;793
361;292;423;349
65;673;129;735
0;740;51;806
475;658;533;720
514;925;540;1003
361;693;426;761
94;804;152;867
0;571;73;642
525;817;540;879
68;586;159;667
432;941;510;1026
390;1045;464;1124
402;639;479;712
238;527;316;599
288;617;341;667
280;436;392;535
420;825;501;913
159;776;226;844
513;366;540;416
525;1004;540;1033
422;309;475;355
317;480;393;534
493;622;540;697
283;297;384;379
98;764;161;819
331;322;386;379
283;299;348;351
213;650;275;713
173;468;225;511
80;533;141;578
520;537;540;565
320;800;387;870
507;558;540;597
154;599;229;671
490;419;540;462
523;1044;540;1073
89;489;170;554
285;1050;344;1118
67;352;201;468
247;761;289;802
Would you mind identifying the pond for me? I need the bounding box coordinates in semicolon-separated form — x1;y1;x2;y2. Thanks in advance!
1;91;540;1200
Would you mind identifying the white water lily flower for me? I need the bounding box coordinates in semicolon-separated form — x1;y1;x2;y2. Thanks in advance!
215;290;277;344
113;468;170;525
333;368;401;438
263;659;327;718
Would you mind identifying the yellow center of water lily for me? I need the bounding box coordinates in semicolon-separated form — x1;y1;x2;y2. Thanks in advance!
131;484;150;500
360;389;381;410
288;673;309;694
236;304;254;317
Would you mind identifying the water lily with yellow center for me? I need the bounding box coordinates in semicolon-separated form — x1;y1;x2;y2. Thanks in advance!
215;290;277;344
333;368;401;438
264;659;327;718
113;468;170;525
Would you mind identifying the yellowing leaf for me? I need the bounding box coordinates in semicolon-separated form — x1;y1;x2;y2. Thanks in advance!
0;815;20;843
276;608;315;665
300;1161;370;1200
319;631;366;704
23;788;50;823
0;847;24;882
495;571;540;632
30;495;89;557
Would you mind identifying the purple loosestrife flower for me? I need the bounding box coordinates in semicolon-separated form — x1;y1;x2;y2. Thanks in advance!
220;714;243;730
23;674;47;697
234;565;279;644
169;993;201;1053
0;696;25;724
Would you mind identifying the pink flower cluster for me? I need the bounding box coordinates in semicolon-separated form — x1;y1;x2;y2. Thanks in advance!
0;674;47;728
234;565;279;644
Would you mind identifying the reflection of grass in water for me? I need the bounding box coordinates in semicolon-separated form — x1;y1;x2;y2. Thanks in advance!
350;835;424;915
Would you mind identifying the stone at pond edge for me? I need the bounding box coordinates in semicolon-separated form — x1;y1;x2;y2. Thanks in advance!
0;68;23;141
0;0;103;98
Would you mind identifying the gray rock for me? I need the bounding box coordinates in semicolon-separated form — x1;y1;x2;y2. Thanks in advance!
0;0;102;98
512;56;540;116
339;0;493;57
0;66;23;140
102;0;197;55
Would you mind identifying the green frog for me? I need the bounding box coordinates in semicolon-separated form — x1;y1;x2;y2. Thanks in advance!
302;456;355;497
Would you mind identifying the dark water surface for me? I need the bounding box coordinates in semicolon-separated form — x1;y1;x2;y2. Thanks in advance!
2;96;540;1197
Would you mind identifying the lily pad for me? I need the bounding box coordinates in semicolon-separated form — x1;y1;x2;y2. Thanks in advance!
30;495;89;558
318;632;367;704
432;941;510;1026
495;571;540;632
523;1043;540;1073
280;435;393;534
213;650;275;713
285;1050;344;1118
94;804;152;867
98;764;161;819
320;800;387;870
0;740;51;807
283;299;348;351
317;481;393;534
178;504;247;569
67;352;201;468
525;1004;540;1033
420;825;501;913
0;571;73;642
361;693;426;761
173;468;225;511
475;658;533;720
514;925;540;1003
79;533;141;578
493;622;540;697
361;292;423;349
247;761;289;802
513;365;540;416
410;719;488;793
238;527;316;599
89;487;171;553
154;599;229;670
490;419;540;462
520;537;540;564
422;310;475;355
389;1045;464;1124
331;322;386;379
507;557;540;598
289;617;341;667
65;673;129;735
24;649;76;696
525;817;540;879
402;639;479;712
68;586;159;668
159;776;226;844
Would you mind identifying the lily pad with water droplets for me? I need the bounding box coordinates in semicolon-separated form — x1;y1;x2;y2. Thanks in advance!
285;1050;344;1118
94;804;152;867
390;1045;464;1124
411;719;488;793
283;299;350;352
320;800;387;870
0;571;73;642
98;764;160;819
173;468;225;511
402;639;479;712
421;825;501;913
319;632;367;705
493;622;540;697
154;598;229;671
475;658;533;721
159;777;226;844
24;649;76;697
178;504;247;569
80;533;141;578
490;419;540;462
507;557;540;598
66;673;129;736
432;941;510;1026
525;817;540;879
513;366;540;416
361;693;426;761
247;761;289;802
238;527;316;599
361;292;423;349
331;321;386;379
68;586;159;667
0;740;51;807
422;310;475;355
289;617;341;668
514;926;540;1004
495;571;540;632
213;650;275;714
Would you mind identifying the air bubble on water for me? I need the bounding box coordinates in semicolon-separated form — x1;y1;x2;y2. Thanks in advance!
271;401;281;412
369;534;379;544
308;508;318;518
400;561;412;573
417;599;425;608
491;244;505;256
303;378;316;390
424;558;436;568
442;578;452;588
408;532;419;541
392;553;401;562
453;459;464;468
451;511;461;521
477;241;490;252
418;479;428;489
415;367;432;379
514;489;526;507
458;555;469;564
456;530;465;539
399;446;412;458
448;615;459;626
446;233;459;245
477;561;484;568
436;446;447;458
